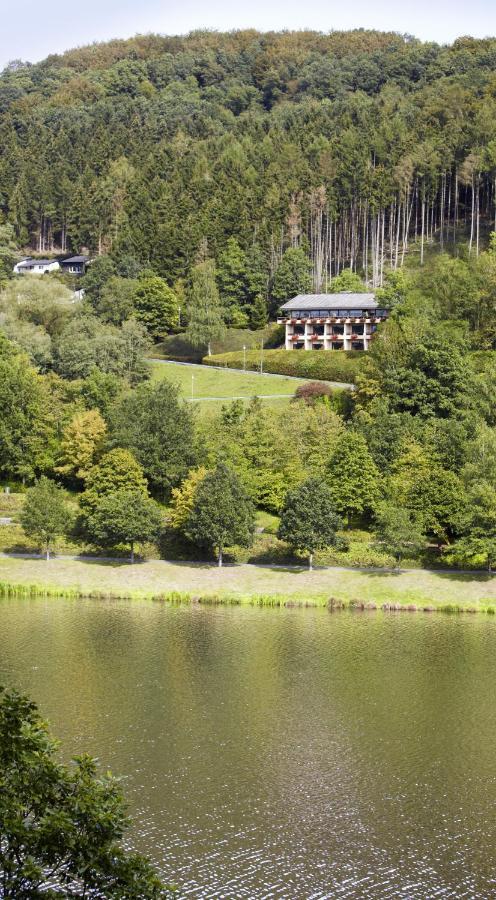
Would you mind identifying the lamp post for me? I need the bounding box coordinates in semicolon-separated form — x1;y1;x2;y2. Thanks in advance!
191;374;194;400
243;345;246;371
260;339;264;375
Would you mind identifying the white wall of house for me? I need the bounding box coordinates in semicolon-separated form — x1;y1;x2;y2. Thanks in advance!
13;260;60;275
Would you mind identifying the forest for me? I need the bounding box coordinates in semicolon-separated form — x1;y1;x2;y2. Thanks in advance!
1;30;496;572
0;29;496;299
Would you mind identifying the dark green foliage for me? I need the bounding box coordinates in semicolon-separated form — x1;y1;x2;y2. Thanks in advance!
185;462;255;565
81;256;116;309
327;430;380;525
271;249;312;302
80;368;124;416
373;502;425;565
85;489;163;561
217;238;250;324
97;275;138;324
20;476;72;559
249;294;268;330
379;333;470;419
0;686;168;897
134;275;179;339
110;380;196;497
278;477;341;568
406;468;467;542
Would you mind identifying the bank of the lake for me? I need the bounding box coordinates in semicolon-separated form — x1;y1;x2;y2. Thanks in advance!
1;556;496;612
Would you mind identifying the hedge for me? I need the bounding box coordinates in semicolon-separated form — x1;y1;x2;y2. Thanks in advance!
152;324;284;363
202;349;366;384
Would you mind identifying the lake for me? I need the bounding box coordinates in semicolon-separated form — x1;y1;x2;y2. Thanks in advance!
0;598;495;898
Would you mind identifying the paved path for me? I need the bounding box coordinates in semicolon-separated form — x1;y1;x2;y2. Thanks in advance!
0;551;491;576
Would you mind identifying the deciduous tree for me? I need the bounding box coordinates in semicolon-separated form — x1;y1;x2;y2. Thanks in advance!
20;476;72;559
85;489;162;562
185;462;255;566
278;477;341;569
0;687;169;897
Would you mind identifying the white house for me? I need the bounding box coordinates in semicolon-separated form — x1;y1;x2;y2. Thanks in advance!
13;258;60;275
277;292;390;351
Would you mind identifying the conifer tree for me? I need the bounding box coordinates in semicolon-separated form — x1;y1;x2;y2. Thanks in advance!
327;431;380;525
271;248;312;302
250;294;268;330
186;257;225;355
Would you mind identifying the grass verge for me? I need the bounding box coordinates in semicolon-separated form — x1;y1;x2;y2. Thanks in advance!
1;558;496;614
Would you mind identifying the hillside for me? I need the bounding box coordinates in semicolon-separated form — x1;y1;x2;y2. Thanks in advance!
1;30;496;300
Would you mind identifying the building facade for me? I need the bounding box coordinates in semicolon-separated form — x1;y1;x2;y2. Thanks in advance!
278;293;389;351
59;255;91;276
13;258;60;275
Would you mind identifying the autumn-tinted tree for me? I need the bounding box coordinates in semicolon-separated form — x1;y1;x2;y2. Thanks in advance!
81;447;148;512
278;477;341;569
133;274;179;339
56;408;107;481
185;462;255;565
0;687;169;897
20;476;72;559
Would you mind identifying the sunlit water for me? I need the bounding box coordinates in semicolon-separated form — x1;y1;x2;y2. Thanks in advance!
0;598;495;898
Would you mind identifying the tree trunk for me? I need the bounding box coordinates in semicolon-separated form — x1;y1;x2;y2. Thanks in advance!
46;543;50;562
218;547;223;567
308;552;314;571
130;543;135;564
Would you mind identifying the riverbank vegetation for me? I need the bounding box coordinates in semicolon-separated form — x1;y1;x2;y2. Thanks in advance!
0;557;496;613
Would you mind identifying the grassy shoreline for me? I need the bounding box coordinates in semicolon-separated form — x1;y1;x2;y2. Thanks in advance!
1;557;496;614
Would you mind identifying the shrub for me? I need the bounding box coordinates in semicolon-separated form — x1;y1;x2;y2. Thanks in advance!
293;381;333;403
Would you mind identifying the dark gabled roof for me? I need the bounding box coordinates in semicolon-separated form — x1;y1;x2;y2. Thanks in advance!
280;292;379;311
60;255;89;264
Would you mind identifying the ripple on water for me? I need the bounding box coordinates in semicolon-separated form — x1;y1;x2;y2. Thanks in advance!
0;600;496;898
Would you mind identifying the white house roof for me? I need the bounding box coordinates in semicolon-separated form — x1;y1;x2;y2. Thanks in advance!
280;292;379;311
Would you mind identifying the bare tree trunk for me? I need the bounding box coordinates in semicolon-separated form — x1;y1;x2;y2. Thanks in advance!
420;192;425;265
469;174;475;255
218;547;223;567
130;543;135;564
308;552;314;571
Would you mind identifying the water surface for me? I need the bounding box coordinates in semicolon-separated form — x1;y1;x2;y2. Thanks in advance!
0;598;495;898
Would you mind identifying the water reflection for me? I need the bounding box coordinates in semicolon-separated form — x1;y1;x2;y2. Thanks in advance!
0;599;495;897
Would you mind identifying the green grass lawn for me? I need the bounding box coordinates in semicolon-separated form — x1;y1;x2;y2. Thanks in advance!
150;360;310;401
1;556;496;611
